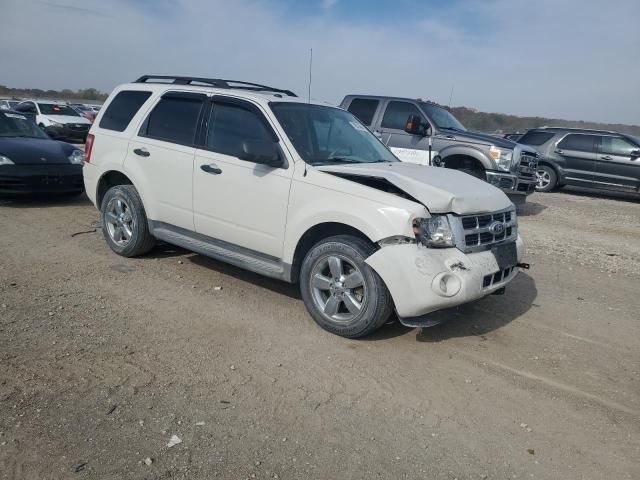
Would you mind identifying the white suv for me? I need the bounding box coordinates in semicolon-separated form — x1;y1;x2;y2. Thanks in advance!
83;75;524;338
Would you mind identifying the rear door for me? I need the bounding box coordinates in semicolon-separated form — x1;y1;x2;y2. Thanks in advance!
378;100;432;165
592;135;640;191
554;133;598;186
126;91;205;230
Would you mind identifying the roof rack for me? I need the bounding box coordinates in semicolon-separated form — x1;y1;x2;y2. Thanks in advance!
134;75;297;97
538;126;617;134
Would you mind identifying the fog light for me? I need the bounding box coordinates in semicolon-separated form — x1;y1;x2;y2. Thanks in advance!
431;272;461;297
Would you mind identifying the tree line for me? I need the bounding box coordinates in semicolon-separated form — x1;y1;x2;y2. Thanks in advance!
0;85;108;102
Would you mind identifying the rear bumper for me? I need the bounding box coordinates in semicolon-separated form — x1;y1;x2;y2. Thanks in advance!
366;235;524;320
0;164;84;194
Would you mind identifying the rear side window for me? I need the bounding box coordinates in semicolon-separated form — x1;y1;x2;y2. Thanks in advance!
207;102;274;158
600;136;638;156
557;134;597;153
518;130;555;146
346;98;379;126
381;101;425;131
141;94;204;146
100;91;152;132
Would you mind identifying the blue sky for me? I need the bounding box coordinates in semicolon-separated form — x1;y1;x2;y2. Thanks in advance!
1;0;639;125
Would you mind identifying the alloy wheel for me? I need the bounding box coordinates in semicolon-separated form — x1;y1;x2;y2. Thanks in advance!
310;255;367;324
536;168;551;190
105;197;134;246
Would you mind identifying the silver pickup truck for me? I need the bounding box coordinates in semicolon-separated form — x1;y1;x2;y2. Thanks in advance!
340;95;538;203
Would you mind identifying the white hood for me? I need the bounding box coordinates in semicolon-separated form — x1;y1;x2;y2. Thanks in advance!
316;162;513;214
46;115;91;125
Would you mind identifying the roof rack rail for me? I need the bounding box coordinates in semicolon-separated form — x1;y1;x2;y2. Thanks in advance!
134;75;297;97
539;126;617;134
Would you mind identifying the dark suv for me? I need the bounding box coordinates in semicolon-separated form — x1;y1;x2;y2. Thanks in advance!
518;127;640;194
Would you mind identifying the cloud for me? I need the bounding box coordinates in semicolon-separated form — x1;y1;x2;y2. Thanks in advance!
320;0;338;11
0;0;638;124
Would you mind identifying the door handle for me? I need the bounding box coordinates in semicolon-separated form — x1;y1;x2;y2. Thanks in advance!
200;164;222;175
133;148;150;157
601;155;612;161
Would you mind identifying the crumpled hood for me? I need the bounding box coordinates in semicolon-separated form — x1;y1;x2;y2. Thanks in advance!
316;162;513;214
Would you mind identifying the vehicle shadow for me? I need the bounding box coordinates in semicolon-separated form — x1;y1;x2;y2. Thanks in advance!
0;193;91;208
187;254;301;300
517;200;546;217
415;272;537;342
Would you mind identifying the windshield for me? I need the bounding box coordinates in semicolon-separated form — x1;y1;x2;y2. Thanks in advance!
38;103;80;116
0;111;49;138
270;103;398;166
421;103;466;131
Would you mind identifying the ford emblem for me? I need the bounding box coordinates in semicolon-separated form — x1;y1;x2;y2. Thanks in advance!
489;221;505;235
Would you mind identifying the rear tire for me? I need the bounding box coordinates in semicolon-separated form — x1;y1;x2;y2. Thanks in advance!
100;184;155;257
300;235;393;338
535;164;557;192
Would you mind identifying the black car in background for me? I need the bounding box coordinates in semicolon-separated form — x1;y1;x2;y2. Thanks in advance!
518;127;640;194
0;110;85;195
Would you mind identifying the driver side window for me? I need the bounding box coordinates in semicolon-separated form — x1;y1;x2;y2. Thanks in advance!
381;101;425;131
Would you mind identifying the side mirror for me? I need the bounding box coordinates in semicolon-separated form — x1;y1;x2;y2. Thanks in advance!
404;115;431;137
241;139;284;168
630;150;640;159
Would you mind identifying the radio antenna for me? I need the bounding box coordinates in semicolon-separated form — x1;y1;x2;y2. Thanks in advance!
448;83;455;107
307;48;313;103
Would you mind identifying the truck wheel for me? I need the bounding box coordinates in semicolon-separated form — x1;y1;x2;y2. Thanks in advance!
300;235;393;338
100;184;156;257
535;165;557;192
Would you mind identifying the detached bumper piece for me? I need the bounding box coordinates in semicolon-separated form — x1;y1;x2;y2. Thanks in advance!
486;171;536;196
0;164;84;194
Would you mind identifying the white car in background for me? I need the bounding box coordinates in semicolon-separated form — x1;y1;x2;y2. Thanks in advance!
14;100;91;143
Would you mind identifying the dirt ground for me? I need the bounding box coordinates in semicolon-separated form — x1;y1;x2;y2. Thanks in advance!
1;188;639;480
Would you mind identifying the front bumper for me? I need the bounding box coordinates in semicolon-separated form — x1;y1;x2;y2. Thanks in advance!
486;171;536;196
0;164;84;194
366;235;524;320
45;125;89;143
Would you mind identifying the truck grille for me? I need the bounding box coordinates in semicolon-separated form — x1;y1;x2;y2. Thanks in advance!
455;207;517;252
517;153;538;179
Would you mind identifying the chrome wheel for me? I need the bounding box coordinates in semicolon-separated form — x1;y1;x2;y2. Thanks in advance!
105;197;134;246
536;168;551;189
310;255;367;324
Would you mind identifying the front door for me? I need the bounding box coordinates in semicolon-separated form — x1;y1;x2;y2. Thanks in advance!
193;97;292;258
377;100;433;165
592;135;640;192
554;133;598;187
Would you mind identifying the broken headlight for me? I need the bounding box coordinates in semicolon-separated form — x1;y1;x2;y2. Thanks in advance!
413;215;455;248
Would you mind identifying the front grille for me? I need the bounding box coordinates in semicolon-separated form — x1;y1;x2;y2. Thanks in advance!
455;207;517;251
517;153;538;179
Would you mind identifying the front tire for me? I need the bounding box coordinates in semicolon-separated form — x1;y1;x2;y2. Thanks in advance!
300;235;393;338
100;184;155;257
535;164;557;192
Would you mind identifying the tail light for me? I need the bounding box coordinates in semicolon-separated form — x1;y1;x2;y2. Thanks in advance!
85;133;95;163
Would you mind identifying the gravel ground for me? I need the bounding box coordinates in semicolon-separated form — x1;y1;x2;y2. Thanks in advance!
0;189;639;480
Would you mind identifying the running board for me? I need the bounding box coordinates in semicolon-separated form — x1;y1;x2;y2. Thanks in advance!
149;221;291;282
